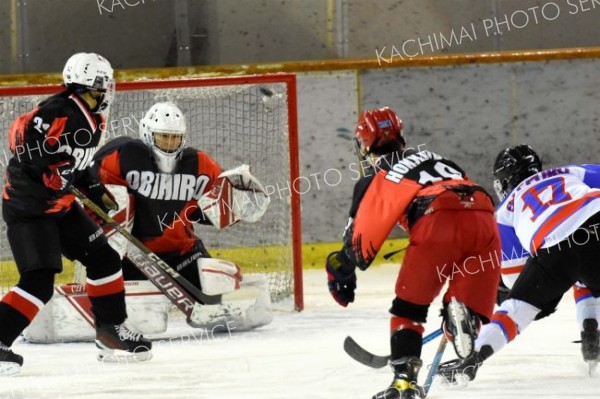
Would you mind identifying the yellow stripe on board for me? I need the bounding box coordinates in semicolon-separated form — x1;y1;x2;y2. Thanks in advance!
0;260;77;288
300;238;408;269
212;238;408;271
0;239;408;288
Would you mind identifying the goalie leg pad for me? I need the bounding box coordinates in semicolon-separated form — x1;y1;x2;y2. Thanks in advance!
197;258;242;296
189;273;272;331
23;281;170;343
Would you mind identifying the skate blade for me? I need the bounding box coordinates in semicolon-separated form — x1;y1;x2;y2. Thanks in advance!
435;373;470;389
97;349;153;363
0;362;21;376
448;298;475;359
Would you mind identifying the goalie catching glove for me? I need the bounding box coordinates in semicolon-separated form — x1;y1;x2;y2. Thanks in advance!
198;164;270;229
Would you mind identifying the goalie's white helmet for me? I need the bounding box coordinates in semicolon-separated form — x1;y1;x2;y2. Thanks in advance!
62;52;114;113
140;102;187;174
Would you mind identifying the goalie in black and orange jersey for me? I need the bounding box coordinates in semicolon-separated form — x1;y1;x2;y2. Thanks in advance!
325;107;501;399
90;102;272;330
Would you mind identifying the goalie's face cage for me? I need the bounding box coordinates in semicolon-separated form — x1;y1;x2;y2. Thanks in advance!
154;132;184;154
149;131;186;174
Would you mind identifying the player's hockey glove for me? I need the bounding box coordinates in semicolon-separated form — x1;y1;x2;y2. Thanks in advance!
43;160;74;192
326;250;356;307
86;182;118;214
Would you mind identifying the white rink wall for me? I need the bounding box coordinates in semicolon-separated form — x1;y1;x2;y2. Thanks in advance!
296;58;600;242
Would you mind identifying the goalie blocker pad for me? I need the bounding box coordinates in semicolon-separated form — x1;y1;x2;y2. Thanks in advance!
198;164;270;229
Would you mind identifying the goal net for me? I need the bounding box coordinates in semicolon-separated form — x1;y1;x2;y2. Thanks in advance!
0;74;303;311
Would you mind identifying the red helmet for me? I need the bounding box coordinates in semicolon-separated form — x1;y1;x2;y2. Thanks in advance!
355;107;404;157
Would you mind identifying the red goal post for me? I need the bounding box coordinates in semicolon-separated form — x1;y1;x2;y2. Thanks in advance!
0;73;303;311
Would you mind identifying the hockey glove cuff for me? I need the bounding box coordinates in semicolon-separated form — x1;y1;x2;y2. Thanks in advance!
43;160;74;192
326;250;356;307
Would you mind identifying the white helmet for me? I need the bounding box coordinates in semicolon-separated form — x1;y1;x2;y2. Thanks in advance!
140;102;187;174
62;52;114;113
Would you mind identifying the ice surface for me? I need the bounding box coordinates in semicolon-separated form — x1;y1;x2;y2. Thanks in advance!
2;263;600;399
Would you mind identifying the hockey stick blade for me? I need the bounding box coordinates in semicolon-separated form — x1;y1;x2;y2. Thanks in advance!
344;336;390;369
70;186;220;318
344;329;443;369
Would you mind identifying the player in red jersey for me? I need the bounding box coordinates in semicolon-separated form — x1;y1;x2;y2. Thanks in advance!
325;107;501;398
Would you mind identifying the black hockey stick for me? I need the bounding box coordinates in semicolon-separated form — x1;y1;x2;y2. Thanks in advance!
383;245;408;260
70;186;220;319
344;328;443;369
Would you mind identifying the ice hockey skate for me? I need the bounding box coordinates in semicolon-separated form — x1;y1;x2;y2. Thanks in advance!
444;297;481;359
95;323;152;363
0;343;23;376
437;344;493;386
372;357;424;399
580;318;600;375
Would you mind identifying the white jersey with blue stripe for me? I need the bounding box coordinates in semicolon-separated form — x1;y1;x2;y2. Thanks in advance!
496;164;600;287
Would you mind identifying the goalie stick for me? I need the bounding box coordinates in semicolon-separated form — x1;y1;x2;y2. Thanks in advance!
70;186;220;320
343;328;443;369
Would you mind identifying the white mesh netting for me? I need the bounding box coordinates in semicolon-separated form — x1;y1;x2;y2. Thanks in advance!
0;77;298;307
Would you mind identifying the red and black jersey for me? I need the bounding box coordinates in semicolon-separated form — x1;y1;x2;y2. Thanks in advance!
92;136;223;255
3;91;105;216
344;150;495;270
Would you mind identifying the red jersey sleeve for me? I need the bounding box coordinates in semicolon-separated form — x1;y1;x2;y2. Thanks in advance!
345;171;422;270
197;151;223;190
98;150;127;186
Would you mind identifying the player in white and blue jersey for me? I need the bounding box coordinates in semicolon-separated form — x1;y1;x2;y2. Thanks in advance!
438;144;600;383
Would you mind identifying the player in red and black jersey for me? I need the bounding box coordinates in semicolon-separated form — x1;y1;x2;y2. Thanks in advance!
325;107;501;398
91;102;223;290
0;53;151;375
